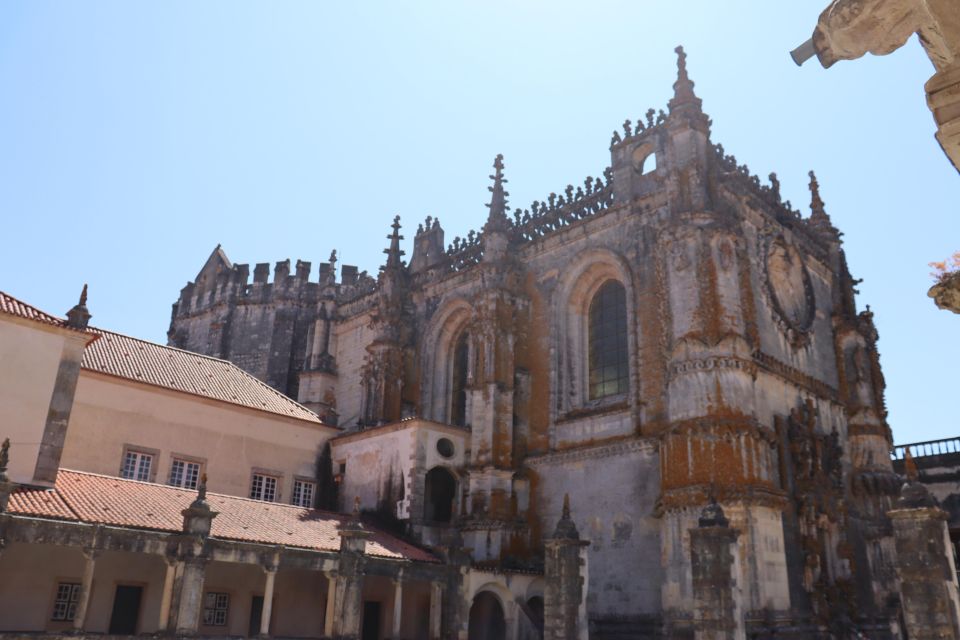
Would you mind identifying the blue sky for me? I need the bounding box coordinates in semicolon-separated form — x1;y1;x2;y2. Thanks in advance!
1;2;957;443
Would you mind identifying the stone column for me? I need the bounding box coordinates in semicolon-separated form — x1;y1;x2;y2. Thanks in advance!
260;563;278;637
174;556;209;634
158;557;177;632
429;581;442;640
543;495;589;640
323;571;338;638
689;502;744;640
888;473;960;640
332;502;371;640
72;547;98;632
390;574;403;639
171;476;218;635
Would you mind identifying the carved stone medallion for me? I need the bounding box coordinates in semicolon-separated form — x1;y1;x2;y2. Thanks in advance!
764;235;815;344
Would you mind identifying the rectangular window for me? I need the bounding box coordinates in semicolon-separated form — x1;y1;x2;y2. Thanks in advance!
250;473;278;502
168;458;202;490
202;592;230;626
121;450;153;482
51;582;80;621
292;479;316;508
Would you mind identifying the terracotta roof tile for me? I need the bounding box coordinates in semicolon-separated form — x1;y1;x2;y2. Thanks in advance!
8;470;436;563
7;486;75;520
0;290;68;327
82;329;323;424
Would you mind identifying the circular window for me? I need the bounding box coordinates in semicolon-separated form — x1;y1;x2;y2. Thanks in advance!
436;438;455;458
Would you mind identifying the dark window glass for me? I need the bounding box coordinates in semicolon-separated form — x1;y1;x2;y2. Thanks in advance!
588;280;628;400
451;332;469;427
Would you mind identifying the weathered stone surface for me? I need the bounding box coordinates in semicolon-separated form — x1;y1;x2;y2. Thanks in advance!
929;270;960;314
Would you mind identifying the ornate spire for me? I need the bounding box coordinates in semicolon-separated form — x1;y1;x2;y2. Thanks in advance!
552;493;581;539
668;46;703;116
66;284;91;330
190;473;210;509
807;171;840;239
483;154;511;234
383;216;406;269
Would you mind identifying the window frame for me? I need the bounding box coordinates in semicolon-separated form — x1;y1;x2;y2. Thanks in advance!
291;477;317;508
249;471;282;503
586;279;629;402
119;445;159;483
553;255;637;427
202;591;230;627
449;330;471;427
168;455;204;490
49;581;81;622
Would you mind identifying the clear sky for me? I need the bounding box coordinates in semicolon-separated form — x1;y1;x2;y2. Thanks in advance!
1;2;957;444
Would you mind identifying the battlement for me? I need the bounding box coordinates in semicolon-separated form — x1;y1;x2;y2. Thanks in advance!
170;246;374;319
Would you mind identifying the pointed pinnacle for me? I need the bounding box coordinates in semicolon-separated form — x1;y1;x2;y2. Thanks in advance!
79;283;88;307
903;449;919;482
562;493;571;519
383;215;406;267
484;153;511;233
808;171;826;216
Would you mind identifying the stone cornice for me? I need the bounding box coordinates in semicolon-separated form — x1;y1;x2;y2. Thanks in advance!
525;436;657;467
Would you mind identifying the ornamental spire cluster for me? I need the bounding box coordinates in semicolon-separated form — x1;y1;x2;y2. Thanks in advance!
483;154;511;234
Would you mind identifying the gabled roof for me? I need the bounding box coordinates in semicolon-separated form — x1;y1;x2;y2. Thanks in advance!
82;328;325;425
0;290;72;328
8;469;436;563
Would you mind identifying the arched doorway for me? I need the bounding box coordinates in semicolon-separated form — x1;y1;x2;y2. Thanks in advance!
468;591;506;640
423;466;456;523
525;595;544;634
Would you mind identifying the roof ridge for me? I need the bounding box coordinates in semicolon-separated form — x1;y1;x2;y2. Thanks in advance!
0;289;66;325
58;468;346;515
86;328;326;425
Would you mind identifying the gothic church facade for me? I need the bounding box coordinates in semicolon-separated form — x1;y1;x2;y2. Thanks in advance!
168;49;902;637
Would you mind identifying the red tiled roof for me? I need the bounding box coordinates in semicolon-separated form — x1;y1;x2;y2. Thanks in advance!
0;290;69;327
8;470;436;563
82;329;324;425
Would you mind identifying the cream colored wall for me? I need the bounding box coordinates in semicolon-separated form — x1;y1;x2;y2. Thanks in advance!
0;543;83;631
61;371;337;503
333;427;416;514
0;317;68;484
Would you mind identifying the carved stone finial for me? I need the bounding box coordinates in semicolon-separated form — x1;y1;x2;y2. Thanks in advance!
0;438;9;482
768;172;781;201
383;216;406;269
552;493;580;540
66;284;92;330
668;46;708;130
698;496;729;528
189;473;210;511
903;449;919;482
483;153;512;234
807;170;839;239
353;495;361;517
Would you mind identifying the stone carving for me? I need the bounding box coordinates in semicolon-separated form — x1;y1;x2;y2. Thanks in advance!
763;235;816;345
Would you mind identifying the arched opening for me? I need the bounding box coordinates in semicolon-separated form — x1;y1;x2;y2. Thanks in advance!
588;279;628;400
468;591;506;640
640;151;657;174
450;331;470;427
423;466;456;523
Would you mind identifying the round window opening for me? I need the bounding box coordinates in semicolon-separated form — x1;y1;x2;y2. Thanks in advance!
436;438;455;458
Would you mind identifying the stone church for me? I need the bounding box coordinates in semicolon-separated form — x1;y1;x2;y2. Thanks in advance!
163;47;909;638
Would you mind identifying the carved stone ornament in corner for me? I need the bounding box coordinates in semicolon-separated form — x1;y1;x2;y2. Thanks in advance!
761;233;816;348
929;270;960;314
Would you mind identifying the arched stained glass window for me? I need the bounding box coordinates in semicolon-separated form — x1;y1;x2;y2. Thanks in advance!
588;280;628;400
451;331;469;426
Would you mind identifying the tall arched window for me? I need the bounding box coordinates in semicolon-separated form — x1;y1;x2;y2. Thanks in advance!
451;331;470;426
588;280;628;400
